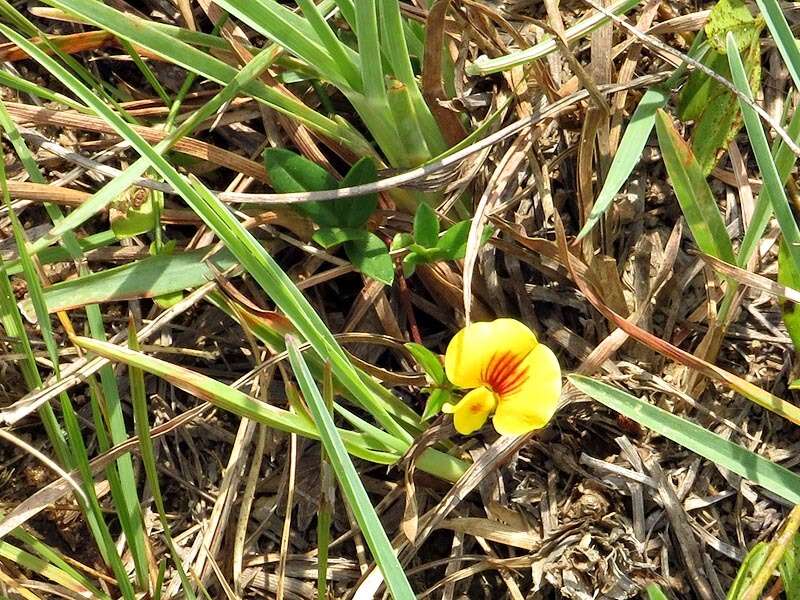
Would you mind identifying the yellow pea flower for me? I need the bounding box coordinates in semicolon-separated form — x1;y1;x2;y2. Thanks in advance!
442;319;562;436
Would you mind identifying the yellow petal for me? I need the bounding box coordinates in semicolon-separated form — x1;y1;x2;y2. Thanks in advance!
492;343;562;436
444;319;538;388
447;386;497;435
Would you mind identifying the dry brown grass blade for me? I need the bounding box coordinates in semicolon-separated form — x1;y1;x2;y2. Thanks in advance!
551;213;800;425
647;459;715;600
577;219;683;374
5;102;268;181
699;252;800;303
440;518;538;550
422;0;467;145
0;30;114;61
463;132;531;322
608;0;661;151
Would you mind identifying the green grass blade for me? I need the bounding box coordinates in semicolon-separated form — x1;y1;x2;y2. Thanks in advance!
354;0;386;102
127;323;195;600
9;528;110;599
646;584;671;600
726;32;800;272
37;0;363;147
0;539;100;595
752;0;800;92
569;374;800;504
296;0;361;89
2;86;161;591
654;109;736;263
211;0;350;87
378;2;445;155
11;23;303;257
184;178;415;444
286;337;415;600
19;249;238;316
577;36;708;240
73;335;400;464
737;100;800;266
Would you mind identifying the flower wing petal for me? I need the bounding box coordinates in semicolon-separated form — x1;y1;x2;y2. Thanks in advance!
444;319;538;388
444;386;497;435
492;343;562;436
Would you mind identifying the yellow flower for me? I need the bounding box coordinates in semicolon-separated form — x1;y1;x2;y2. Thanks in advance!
442;319;562;436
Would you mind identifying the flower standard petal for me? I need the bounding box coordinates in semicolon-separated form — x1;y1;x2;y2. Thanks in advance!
443;386;497;435
444;319;538;389
492;343;562;436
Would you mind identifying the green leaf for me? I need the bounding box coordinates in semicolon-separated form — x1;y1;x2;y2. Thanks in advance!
286;337;416;600
336;157;378;228
413;202;439;248
568;374;800;504
19;249;238;317
264;148;340;226
390;232;414;251
313;227;368;249
109;189;155;238
726;542;769;600
705;0;759;53
404;342;445;384
402;252;423;277
752;0;800;94
780;534;800;600
75;335;400;465
345;233;394;285
727;32;800;275
646;584;671;600
654;109;736;263
679;35;761;175
422;388;452;421
778;239;800;351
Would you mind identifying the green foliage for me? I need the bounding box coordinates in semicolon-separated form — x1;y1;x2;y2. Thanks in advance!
404;342;445;385
726;542;769;599
780;534;800;600
403;342;455;420
393;206;492;277
705;0;761;52
569;375;800;504
413;203;440;248
577;34;708;240
646;584;671;600
264;150;393;284
727;32;800;276
678;0;762;175
654;109;736;263
778;240;800;351
286;338;415;599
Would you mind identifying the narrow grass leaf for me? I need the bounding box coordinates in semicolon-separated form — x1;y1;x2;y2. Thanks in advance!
654;109;735;263
20;249;238;316
646;585;670;600
286;337;415;600
127;323;195;600
185;178;414;444
569;374;800;504
726;32;800;273
752;0;800;92
738;100;800;266
577;36;708;240
73;335;401;464
37;0;363;148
